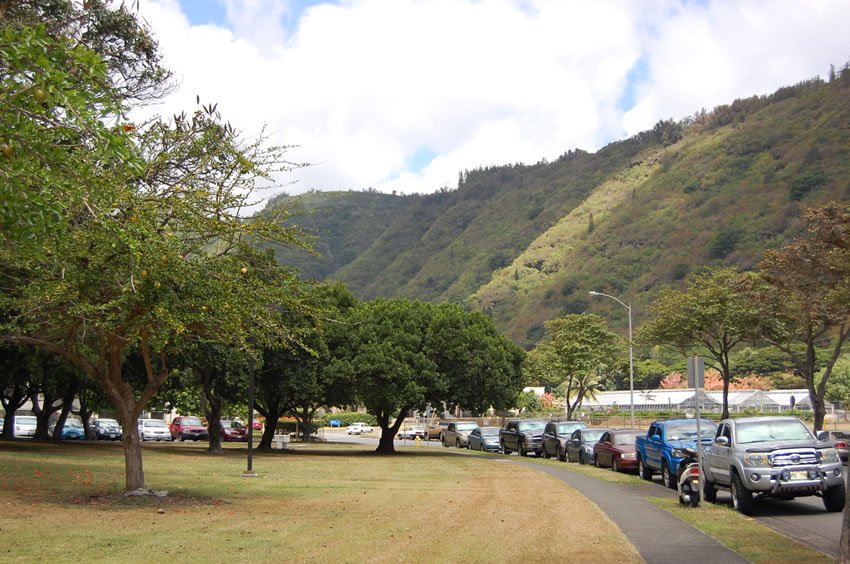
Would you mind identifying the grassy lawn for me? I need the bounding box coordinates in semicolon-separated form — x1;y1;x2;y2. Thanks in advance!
0;441;639;563
648;497;832;563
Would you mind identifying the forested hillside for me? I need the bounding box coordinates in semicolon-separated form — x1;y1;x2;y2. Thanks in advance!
270;73;850;345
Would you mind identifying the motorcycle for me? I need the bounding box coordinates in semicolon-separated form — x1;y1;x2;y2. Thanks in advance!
677;446;701;508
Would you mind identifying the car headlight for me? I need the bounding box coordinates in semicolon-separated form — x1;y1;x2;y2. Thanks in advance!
820;448;840;464
621;452;636;459
583;445;593;452
671;448;684;458
743;453;771;466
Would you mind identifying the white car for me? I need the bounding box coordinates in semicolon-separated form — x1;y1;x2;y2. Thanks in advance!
14;415;37;439
138;418;172;441
347;422;373;435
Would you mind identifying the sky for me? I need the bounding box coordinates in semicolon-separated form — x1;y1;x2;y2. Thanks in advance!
134;0;850;201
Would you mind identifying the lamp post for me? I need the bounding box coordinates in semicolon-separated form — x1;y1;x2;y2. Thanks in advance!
242;349;258;478
589;291;635;428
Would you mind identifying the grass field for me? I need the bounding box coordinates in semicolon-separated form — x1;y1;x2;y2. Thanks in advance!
0;441;640;563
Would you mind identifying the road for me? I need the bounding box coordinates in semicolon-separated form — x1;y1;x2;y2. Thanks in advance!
323;429;844;557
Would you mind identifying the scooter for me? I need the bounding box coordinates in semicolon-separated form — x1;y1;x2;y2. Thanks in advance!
677;446;701;508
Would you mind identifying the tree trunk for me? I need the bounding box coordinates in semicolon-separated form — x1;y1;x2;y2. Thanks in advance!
0;388;27;440
720;373;730;420
258;417;279;449
205;399;223;454
120;416;146;491
375;409;408;454
812;396;827;432
200;367;224;454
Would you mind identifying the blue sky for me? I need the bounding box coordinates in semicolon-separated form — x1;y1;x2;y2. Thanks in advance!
138;0;850;196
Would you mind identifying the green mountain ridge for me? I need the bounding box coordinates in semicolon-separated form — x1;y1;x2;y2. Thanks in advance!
270;74;850;346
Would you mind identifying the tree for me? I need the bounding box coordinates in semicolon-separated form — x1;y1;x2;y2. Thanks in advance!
0;3;309;492
754;202;850;434
525;314;619;419
333;299;442;453
332;299;523;454
636;267;763;419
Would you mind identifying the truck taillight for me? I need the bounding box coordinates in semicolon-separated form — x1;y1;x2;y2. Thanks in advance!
836;442;846;448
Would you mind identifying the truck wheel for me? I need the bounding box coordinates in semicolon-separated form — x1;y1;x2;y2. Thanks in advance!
638;457;652;481
662;464;676;490
456;439;461;448
823;482;846;512
703;477;717;503
542;446;550;459
578;451;585;465
519;444;527;457
612;459;620;473
501;441;510;455
730;471;754;515
441;436;448;447
557;445;566;462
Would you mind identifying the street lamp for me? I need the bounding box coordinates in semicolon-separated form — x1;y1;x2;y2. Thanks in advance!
589;291;635;428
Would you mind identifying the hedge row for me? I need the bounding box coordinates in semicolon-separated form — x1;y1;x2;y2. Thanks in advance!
315;412;378;427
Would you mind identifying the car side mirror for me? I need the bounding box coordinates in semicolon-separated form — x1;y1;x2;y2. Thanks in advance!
714;436;729;447
651;434;661;442
816;431;829;441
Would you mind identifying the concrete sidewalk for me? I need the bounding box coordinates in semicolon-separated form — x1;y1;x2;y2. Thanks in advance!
523;461;748;563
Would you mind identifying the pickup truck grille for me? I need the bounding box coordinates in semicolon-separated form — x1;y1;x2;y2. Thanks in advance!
772;451;818;466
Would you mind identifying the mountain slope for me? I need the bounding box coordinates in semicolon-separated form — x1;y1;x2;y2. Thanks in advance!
271;74;850;344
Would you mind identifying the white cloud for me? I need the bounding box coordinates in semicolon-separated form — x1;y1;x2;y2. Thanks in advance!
135;0;850;199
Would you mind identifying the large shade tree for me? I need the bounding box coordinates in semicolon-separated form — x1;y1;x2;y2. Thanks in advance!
636;267;763;419
0;2;308;492
331;299;524;453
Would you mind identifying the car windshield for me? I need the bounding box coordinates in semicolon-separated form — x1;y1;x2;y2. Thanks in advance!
518;421;545;432
98;419;119;427
456;423;478;431
736;420;813;444
479;427;500;437
17;416;36;424
222;421;243;429
182;417;203;426
144;420;166;428
65;420;83;429
581;429;606;442
557;423;584;434
667;422;716;440
613;431;643;445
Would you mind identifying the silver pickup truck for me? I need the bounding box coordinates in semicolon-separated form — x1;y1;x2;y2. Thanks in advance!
702;416;844;515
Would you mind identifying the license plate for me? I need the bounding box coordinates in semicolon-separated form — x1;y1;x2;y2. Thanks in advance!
790;470;808;481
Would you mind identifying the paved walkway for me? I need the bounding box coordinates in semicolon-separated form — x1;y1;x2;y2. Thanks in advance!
520;461;748;563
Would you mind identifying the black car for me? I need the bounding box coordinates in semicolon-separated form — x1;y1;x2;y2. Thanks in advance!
94;418;123;441
566;427;609;464
541;421;587;461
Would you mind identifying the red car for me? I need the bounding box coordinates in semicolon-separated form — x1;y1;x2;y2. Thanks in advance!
252;420;263;431
220;419;248;442
169;415;209;442
593;429;644;473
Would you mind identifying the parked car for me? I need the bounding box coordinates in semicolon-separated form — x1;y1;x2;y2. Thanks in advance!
138;418;172;441
169;415;209;442
13;415;37;439
593;429;644;472
397;425;427;440
542;421;588;461
252;420;263;431
466;426;501;452
566;427;609;464
220;419;248;442
347;422;373;435
704;416;844;514
0;418;4;433
94;418;123;441
818;430;849;464
442;421;479;448
636;418;716;489
56;419;86;440
500;419;547;456
426;421;450;441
